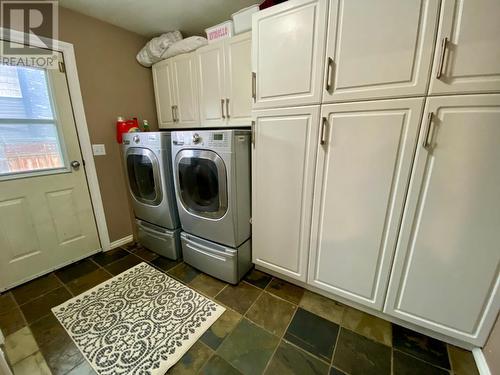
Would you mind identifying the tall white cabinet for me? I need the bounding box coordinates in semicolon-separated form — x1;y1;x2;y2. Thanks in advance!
252;106;319;281
251;0;500;347
385;94;500;346
308;98;423;310
197;32;252;127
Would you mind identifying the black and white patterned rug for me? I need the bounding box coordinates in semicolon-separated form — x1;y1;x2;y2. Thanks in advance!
52;262;225;375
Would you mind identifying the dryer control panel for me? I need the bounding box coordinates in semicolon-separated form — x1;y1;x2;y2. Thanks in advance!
172;130;235;151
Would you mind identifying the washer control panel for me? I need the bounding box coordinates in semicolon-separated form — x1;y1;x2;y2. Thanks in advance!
122;132;166;149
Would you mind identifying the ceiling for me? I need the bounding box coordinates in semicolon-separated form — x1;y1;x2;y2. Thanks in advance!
59;0;261;37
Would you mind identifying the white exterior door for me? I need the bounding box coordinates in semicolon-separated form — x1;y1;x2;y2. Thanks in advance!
308;98;423;310
152;60;176;128
252;0;328;109
385;95;500;346
323;0;439;103
252;106;320;281
225;32;252;126
0;59;100;291
172;53;200;127
197;42;226;127
429;0;500;95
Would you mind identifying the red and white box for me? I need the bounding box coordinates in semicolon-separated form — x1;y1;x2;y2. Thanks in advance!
205;20;234;43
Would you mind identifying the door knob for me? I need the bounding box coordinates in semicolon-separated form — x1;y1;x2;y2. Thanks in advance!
71;160;81;169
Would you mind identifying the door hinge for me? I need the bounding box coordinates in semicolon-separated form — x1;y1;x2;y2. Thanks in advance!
58;61;66;73
82;159;86;167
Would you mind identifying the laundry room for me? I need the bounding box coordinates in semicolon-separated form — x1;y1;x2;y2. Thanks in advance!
0;1;499;375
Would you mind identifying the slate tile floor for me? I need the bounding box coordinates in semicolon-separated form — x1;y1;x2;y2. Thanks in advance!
0;242;480;375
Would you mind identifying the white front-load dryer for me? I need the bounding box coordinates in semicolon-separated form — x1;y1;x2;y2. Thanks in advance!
172;129;252;283
172;129;251;248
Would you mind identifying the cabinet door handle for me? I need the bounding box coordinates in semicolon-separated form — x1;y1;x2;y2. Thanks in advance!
251;120;255;147
221;99;226;119
423;112;435;150
436;37;448;79
252;72;256;102
226;98;230;118
325;57;334;92
174;105;179;122
320;117;328;145
171;106;175;122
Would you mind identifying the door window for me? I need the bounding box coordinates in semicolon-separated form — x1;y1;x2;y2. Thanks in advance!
0;65;66;178
126;149;161;205
176;150;227;219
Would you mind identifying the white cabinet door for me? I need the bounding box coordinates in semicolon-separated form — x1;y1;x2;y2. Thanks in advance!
308;98;423;309
252;106;320;281
226;32;252;126
252;0;328;109
197;42;226;127
152;60;176;128
323;0;439;103
172;53;200;127
429;0;500;95
385;95;500;346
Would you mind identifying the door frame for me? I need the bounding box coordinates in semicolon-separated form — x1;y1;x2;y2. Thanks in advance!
1;27;111;251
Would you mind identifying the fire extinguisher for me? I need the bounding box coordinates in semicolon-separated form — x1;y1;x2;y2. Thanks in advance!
116;116;139;143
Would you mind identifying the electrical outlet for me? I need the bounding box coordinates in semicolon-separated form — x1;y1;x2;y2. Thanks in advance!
92;144;106;156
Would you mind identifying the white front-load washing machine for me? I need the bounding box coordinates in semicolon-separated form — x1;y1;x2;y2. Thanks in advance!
172;129;252;283
123;132;181;259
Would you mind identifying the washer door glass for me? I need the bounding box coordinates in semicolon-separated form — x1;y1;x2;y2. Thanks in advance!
126;148;162;205
176;149;227;219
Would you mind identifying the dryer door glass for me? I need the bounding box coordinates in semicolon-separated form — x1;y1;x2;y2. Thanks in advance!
126;148;162;205
176;149;227;219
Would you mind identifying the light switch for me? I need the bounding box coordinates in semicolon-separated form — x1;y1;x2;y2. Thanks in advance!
92;144;106;156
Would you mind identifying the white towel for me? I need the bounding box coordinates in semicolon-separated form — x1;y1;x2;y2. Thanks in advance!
136;30;183;67
160;36;208;60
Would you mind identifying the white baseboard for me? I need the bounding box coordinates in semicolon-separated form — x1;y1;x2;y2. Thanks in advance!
473;348;492;375
108;234;134;250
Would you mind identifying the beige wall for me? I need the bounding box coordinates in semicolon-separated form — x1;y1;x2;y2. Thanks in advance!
57;7;158;242
484;315;500;374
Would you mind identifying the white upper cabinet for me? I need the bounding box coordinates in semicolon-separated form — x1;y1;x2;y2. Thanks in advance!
197;32;252;127
308;98;423;309
197;43;226;127
323;0;439;103
226;33;252;126
152;59;176;128
252;0;328;109
429;0;500;95
252;106;320;281
171;53;200;127
385;94;500;346
153;53;199;128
